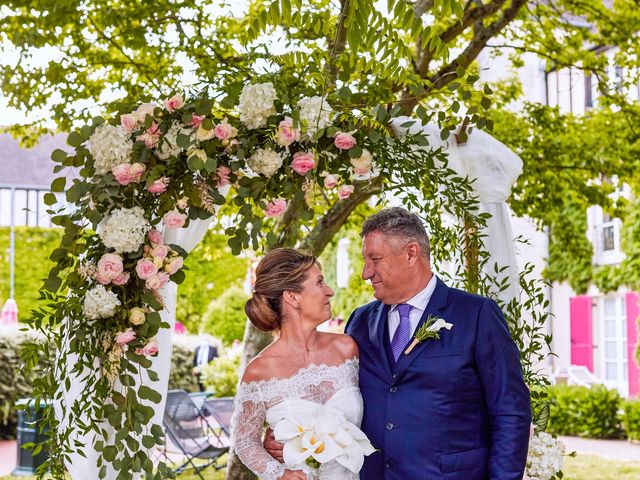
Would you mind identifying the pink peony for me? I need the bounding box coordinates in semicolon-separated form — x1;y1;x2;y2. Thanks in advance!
136;259;158;280
97;253;124;281
120;114;137;131
164;94;184;112
291;151;315;175
322;173;339;189
213;121;237;140
134;103;157;123
164;256;184;275
150;245;169;261
275;117;300;147
137;123;160;148
137;338;159;356
189;114;205;128
145;272;170;290
164;210;187;229
147;177;169;194
334;132;357;150
338;184;354;199
115;328;136;346
111;271;130;286
147;228;163;245
216;166;231;188
265;198;287;218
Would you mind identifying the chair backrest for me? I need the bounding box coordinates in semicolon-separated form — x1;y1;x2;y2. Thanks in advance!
164;390;211;455
204;397;235;436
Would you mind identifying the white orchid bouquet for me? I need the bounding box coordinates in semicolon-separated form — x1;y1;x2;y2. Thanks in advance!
266;399;375;479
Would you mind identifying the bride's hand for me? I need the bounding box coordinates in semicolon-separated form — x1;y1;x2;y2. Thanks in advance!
281;469;308;480
264;427;284;462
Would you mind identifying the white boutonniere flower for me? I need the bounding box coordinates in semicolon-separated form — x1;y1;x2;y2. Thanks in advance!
404;315;453;355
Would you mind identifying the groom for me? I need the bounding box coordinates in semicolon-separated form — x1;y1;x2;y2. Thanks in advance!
344;207;531;479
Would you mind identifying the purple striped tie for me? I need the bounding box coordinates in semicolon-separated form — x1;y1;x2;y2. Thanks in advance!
391;303;412;361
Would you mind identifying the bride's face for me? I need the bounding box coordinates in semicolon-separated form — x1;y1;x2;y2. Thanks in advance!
298;264;334;323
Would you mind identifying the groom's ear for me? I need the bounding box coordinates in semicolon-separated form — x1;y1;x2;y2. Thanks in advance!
405;241;421;265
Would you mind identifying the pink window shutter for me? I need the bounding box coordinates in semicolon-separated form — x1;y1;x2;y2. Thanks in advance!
626;293;639;398
570;295;594;372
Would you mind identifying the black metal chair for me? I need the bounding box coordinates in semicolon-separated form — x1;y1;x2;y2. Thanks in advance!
203;397;235;440
163;389;228;479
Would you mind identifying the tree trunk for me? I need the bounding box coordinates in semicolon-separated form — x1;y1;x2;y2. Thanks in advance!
225;183;378;480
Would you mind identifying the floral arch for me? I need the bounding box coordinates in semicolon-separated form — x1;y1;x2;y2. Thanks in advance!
27;78;551;479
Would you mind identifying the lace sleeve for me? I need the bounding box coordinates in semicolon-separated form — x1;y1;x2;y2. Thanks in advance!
231;381;286;480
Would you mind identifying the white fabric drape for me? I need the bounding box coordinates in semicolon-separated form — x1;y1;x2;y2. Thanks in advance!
60;216;213;478
391;117;523;304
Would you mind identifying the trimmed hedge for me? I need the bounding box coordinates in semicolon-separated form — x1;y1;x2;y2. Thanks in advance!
622;399;640;441
547;384;623;439
0;329;203;439
201;285;248;345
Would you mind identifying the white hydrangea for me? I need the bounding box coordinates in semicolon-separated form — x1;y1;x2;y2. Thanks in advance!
88;124;133;175
526;431;565;480
157;121;188;160
298;95;333;138
82;285;121;320
246;148;284;177
238;82;277;129
98;206;151;253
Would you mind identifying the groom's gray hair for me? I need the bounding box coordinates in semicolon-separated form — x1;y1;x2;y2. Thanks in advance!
361;207;431;259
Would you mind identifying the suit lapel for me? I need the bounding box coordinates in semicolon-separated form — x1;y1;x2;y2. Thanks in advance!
368;301;393;380
394;278;449;380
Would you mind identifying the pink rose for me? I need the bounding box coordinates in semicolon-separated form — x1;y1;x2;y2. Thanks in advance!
136;259;158;280
216;166;231;188
137;338;159;356
147;228;163;245
176;197;189;210
164;94;184;113
147;177;169;194
112;271;130;286
189;114;205;128
334;132;357;150
322;173;339;189
145;272;170;290
164;256;184;275
265;198;287;218
95;271;111;285
135;103;157;123
213;121;237;140
137;123;160;148
112;163;134;185
129;163;145;182
338;185;354;199
97;253;124;281
120;114;137;131
150;245;169;261
115;328;136;346
164;210;187;229
291;151;315;175
275;117;300;147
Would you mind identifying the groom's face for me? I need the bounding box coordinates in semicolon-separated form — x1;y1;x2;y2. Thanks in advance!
361;231;411;304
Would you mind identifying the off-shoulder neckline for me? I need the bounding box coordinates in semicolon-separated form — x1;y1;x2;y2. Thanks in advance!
240;356;359;388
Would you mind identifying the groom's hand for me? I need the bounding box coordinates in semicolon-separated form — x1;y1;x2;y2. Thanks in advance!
263;428;284;462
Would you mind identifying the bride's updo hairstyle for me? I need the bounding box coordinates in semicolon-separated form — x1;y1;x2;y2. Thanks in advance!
245;248;318;332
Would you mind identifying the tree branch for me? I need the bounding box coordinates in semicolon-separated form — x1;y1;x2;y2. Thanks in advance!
326;0;350;89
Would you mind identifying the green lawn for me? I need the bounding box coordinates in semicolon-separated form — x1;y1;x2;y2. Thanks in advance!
1;454;638;479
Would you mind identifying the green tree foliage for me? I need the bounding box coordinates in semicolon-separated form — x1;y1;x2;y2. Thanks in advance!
201;286;249;345
0;227;62;318
177;230;249;331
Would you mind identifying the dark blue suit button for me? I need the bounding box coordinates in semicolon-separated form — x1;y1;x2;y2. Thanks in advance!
385;422;394;430
385;461;393;469
389;386;397;393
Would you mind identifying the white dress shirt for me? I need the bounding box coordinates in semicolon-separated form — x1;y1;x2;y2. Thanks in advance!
388;275;437;341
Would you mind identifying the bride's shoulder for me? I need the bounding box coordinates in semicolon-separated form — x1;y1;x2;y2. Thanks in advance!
241;354;278;383
319;332;359;361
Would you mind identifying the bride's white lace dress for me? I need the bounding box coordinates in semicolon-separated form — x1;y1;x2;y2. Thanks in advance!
231;357;363;480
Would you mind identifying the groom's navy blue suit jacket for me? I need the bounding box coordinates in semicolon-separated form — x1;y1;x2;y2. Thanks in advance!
345;278;531;480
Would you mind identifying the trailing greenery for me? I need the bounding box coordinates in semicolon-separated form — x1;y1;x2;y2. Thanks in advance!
177;231;249;332
201;286;249;345
0;227;62;319
546;385;623;439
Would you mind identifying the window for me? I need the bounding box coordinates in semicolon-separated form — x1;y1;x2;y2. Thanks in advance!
599;297;628;396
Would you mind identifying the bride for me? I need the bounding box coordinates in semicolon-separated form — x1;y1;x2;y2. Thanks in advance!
231;248;368;480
